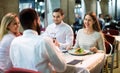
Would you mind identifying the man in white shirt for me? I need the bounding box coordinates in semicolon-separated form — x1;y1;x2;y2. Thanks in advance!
10;8;66;73
43;8;74;51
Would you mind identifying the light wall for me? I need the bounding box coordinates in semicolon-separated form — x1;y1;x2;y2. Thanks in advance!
0;0;19;22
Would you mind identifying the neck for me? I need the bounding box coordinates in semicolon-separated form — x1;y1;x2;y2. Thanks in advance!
84;28;94;34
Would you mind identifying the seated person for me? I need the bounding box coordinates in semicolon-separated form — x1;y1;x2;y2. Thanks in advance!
0;13;21;72
73;12;105;53
42;8;74;51
9;8;66;73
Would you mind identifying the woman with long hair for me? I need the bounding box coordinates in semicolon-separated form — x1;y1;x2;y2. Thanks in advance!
0;13;21;72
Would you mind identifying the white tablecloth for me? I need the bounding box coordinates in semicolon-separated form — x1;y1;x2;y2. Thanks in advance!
57;53;105;73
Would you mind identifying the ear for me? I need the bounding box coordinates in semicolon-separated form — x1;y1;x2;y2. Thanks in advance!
37;17;40;26
62;15;64;19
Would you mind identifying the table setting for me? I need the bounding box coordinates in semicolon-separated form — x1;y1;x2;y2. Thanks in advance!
57;48;106;73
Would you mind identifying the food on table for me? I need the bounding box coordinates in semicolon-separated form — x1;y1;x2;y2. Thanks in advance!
75;48;85;54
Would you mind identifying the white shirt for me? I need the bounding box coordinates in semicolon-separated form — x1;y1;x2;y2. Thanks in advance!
0;32;15;71
10;30;66;73
42;21;74;50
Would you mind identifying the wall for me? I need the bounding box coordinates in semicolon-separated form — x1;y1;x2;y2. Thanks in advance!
0;0;19;22
60;0;75;25
0;0;23;31
84;0;97;13
100;0;108;15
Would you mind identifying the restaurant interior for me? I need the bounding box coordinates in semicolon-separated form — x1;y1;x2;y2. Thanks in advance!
0;0;120;73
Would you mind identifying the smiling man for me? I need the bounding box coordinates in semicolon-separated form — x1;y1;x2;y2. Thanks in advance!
43;8;74;51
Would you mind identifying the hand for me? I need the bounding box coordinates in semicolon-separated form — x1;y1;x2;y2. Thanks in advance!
90;47;98;53
66;45;72;50
53;39;60;47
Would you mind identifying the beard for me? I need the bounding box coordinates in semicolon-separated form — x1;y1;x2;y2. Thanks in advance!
36;23;41;35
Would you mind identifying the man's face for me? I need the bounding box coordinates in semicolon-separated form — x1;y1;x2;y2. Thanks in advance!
52;12;64;24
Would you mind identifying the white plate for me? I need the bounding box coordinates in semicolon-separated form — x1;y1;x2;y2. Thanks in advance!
68;49;90;56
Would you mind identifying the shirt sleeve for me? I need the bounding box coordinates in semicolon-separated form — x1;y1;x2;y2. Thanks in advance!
97;32;106;52
39;37;66;72
0;34;15;65
59;26;74;49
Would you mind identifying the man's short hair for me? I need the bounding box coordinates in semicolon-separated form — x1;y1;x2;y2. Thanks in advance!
19;8;38;30
53;8;64;16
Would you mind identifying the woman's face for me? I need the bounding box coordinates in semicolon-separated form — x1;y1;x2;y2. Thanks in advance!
84;15;94;29
52;12;64;24
7;17;20;34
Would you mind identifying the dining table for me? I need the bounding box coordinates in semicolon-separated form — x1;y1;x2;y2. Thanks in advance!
57;51;106;73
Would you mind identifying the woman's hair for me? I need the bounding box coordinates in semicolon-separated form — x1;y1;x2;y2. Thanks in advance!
0;13;17;40
83;12;101;32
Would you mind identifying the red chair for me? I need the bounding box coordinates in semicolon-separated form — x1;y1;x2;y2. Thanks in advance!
102;29;119;35
105;41;113;55
104;41;113;73
103;34;118;73
5;68;40;73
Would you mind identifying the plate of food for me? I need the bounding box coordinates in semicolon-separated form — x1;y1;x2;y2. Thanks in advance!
68;48;90;56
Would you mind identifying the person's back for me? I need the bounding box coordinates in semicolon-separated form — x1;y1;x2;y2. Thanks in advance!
10;30;66;73
10;8;66;73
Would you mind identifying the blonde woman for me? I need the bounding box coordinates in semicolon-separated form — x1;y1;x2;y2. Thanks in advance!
0;13;21;72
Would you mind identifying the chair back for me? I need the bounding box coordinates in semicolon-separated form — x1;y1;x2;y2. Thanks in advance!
105;41;113;54
5;68;40;73
103;29;119;35
103;34;116;54
104;34;115;44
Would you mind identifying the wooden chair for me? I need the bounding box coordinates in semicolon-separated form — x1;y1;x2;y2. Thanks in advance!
5;68;40;73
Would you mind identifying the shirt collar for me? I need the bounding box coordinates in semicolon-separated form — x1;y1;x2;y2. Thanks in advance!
23;29;38;35
54;21;64;27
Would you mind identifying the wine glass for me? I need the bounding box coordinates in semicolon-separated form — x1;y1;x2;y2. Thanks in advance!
50;32;56;43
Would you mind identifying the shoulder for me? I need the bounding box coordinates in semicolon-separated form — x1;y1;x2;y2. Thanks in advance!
62;23;73;31
11;36;22;44
77;29;84;33
94;31;103;38
63;23;71;28
2;33;15;42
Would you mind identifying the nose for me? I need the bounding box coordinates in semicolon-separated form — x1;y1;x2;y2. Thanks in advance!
16;23;20;28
